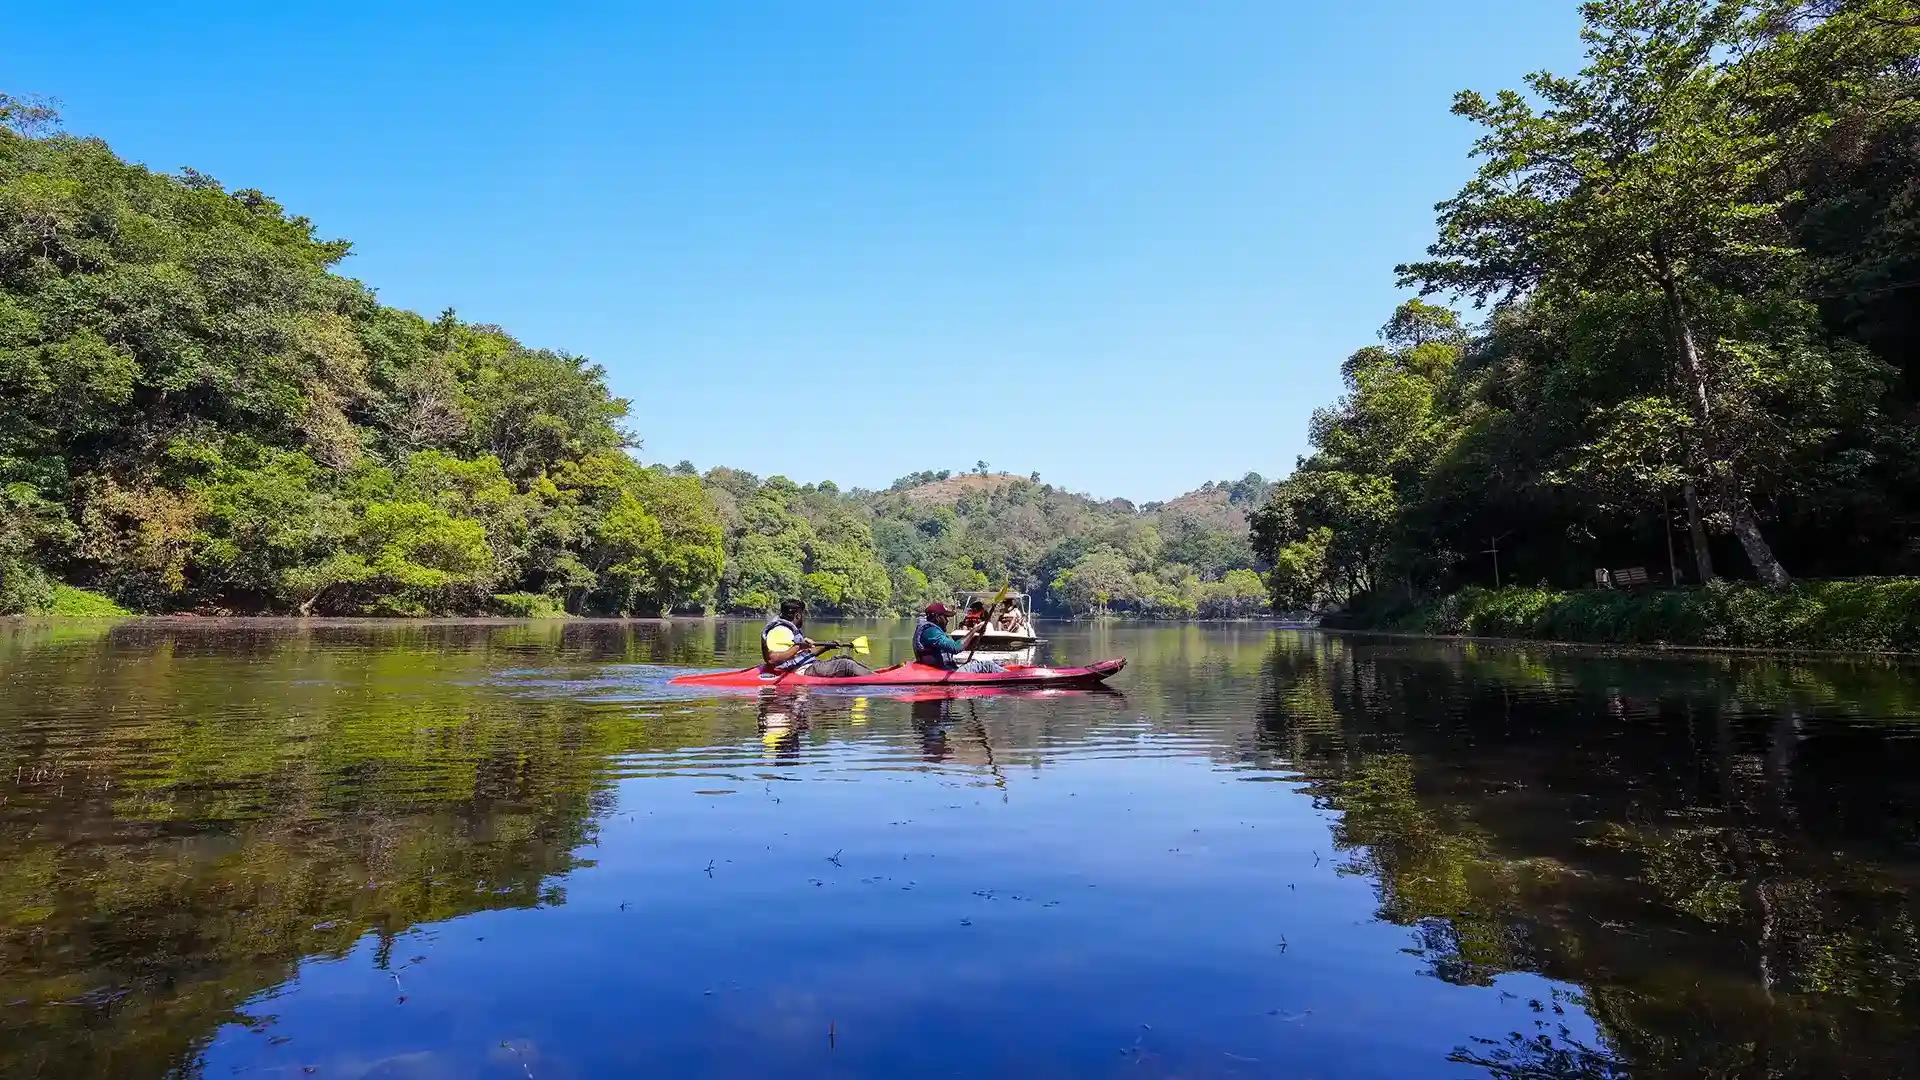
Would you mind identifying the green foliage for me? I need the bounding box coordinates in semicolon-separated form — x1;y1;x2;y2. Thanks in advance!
0;102;1272;620
700;468;1264;618
1050;547;1134;616
1256;4;1920;625
41;583;129;616
1252;302;1453;609
1403;579;1920;652
0;110;725;616
491;591;569;618
1392;0;1920;588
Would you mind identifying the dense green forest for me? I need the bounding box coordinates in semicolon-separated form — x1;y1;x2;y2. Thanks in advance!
1252;1;1920;623
5;0;1913;629
0;98;1268;618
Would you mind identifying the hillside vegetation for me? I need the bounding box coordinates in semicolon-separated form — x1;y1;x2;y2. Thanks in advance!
700;465;1272;618
0;99;1268;618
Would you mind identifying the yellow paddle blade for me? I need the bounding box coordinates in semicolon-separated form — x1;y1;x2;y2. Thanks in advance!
849;635;870;655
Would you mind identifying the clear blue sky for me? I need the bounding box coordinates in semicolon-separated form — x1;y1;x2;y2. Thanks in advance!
12;1;1582;501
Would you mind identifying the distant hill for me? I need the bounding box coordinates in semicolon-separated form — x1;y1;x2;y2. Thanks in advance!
898;473;1027;503
696;467;1275;617
1147;474;1275;535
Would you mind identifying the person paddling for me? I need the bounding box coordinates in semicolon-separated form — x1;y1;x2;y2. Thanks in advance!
763;599;873;678
912;603;1007;674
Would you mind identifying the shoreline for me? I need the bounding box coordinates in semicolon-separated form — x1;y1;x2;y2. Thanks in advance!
1321;625;1920;663
10;613;1912;662
1;612;1317;627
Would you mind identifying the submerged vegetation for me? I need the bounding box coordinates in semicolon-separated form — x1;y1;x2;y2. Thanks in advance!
1252;1;1920;640
0;96;1267;619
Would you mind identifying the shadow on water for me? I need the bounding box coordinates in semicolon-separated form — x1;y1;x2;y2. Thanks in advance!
0;618;1916;1076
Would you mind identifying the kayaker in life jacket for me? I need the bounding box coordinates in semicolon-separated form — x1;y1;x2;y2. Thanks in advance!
763;599;874;678
960;601;988;632
912;603;1007;674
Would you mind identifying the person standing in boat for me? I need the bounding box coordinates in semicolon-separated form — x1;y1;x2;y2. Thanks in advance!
763;599;873;678
912;603;1007;673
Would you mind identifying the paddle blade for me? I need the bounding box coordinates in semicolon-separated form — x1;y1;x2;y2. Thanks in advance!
849;635;871;655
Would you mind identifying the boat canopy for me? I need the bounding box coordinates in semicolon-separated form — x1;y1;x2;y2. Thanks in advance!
959;591;1032;613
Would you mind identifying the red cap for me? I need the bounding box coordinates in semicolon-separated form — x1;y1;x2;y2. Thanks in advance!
923;602;953;618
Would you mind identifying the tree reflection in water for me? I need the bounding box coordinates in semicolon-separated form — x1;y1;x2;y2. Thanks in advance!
1256;635;1920;1077
1;620;1916;1076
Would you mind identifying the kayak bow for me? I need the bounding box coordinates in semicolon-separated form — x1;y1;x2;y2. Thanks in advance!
668;658;1125;689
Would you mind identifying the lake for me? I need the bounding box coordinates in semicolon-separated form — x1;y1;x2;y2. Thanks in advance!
2;619;1918;1078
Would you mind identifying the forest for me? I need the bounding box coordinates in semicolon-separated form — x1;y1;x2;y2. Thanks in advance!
0;99;1268;619
1251;0;1920;642
5;0;1914;633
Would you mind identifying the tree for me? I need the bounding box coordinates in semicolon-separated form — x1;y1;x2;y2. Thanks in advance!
0;481;71;612
1252;471;1400;606
1200;569;1270;618
289;500;495;615
1051;548;1134;616
1394;0;1874;588
586;492;665;613
0;92;59;137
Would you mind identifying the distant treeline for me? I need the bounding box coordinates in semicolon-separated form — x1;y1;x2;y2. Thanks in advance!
0;98;1269;618
1252;1;1920;615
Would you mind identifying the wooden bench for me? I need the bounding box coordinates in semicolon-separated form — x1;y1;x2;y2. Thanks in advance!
1613;566;1652;587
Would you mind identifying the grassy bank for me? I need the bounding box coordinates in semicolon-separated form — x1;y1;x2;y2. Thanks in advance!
6;584;134;618
1359;580;1920;653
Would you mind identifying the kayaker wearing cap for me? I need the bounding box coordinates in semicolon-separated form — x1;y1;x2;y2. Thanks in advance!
912;603;1007;674
764;599;873;678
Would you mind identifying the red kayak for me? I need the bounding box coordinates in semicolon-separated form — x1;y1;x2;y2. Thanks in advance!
669;658;1125;689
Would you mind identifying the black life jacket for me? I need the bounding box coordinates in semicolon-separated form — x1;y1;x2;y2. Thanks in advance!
763;617;811;671
912;616;952;668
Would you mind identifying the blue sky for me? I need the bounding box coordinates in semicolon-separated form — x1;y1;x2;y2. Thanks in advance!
11;2;1581;501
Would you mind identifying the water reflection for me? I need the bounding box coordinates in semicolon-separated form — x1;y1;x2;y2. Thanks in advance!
0;619;1916;1077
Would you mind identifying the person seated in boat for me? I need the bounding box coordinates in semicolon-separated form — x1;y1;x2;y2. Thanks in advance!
960;600;988;632
763;599;873;678
996;599;1023;632
913;603;1007;674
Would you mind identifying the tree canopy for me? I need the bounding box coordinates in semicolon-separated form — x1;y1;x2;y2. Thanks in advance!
1256;0;1920;611
0;101;1271;619
0;100;722;616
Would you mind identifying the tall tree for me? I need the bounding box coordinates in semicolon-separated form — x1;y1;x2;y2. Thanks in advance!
1394;0;1887;588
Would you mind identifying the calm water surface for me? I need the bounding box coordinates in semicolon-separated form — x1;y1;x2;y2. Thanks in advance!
3;619;1919;1078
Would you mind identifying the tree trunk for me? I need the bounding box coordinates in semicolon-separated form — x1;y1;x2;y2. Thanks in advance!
1729;497;1791;589
1683;482;1716;583
1653;246;1788;588
299;583;332;617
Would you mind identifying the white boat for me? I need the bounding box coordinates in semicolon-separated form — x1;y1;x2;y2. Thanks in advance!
955;591;1044;663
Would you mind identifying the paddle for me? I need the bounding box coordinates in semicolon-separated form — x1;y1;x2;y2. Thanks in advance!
772;635;871;684
960;584;1011;664
816;635;871;656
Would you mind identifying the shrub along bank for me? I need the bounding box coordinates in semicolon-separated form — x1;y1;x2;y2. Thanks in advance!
1370;580;1920;653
